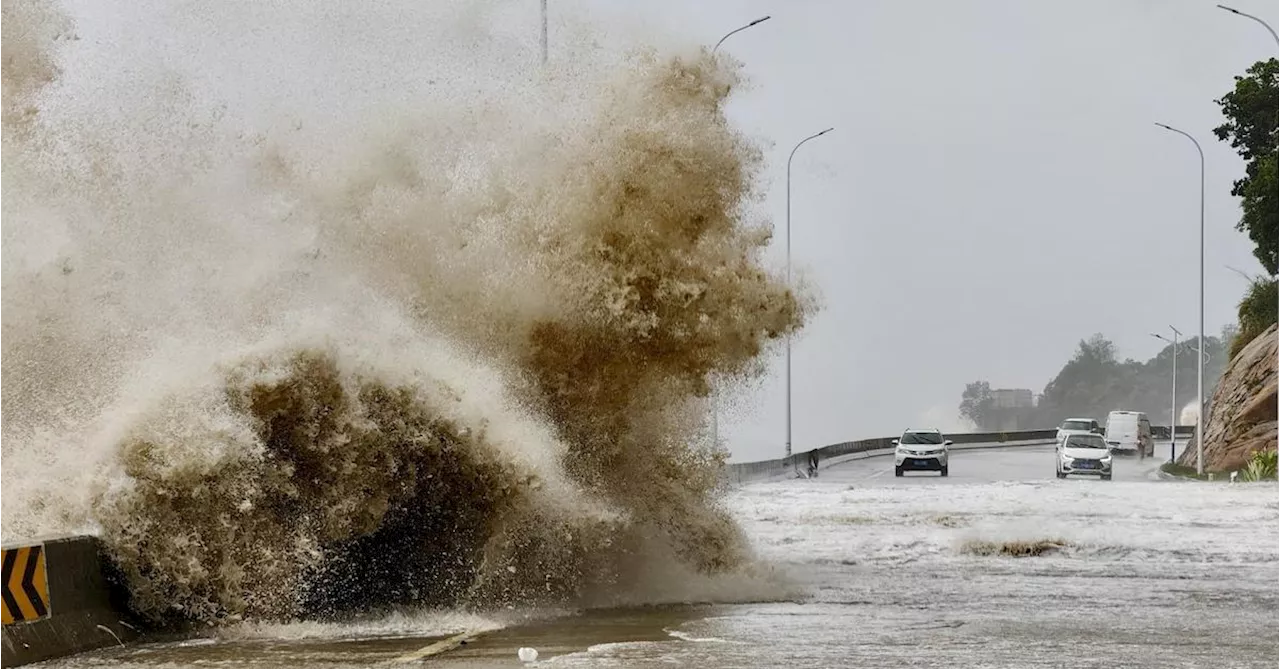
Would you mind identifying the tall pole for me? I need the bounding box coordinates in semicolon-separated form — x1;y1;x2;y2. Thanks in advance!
1153;327;1182;462
706;16;769;454
540;0;548;65
1213;2;1274;478
785;127;834;459
712;16;771;54
1155;122;1205;475
1171;327;1180;462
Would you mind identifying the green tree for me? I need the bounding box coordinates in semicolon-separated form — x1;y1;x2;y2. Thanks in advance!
959;380;994;429
1213;58;1278;276
960;333;1229;432
1038;334;1119;420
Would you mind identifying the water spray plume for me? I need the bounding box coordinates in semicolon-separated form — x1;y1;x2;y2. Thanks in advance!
1;0;812;624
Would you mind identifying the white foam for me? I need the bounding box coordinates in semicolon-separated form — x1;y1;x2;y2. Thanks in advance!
220;609;505;642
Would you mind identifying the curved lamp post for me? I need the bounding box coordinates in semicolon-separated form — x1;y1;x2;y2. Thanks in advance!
708;15;770;452
784;127;834;459
1154;122;1206;475
713;16;772;53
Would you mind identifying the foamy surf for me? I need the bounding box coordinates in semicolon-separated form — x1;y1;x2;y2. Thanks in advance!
2;0;809;626
220;609;507;643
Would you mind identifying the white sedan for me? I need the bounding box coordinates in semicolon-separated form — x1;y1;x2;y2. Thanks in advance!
1055;433;1114;480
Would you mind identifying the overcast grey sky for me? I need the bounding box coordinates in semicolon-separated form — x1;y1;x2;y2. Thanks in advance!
47;0;1276;465
580;0;1277;461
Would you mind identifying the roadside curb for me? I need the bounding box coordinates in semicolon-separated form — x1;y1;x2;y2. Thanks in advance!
1154;467;1192;482
1154;463;1233;482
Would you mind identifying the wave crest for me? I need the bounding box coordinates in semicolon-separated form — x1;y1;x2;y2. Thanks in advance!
2;0;809;624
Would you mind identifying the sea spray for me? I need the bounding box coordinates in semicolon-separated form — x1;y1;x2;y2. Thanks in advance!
1;0;811;623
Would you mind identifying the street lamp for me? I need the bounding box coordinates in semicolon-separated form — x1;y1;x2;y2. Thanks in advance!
713;16;772;53
1151;326;1183;462
784;127;834;459
707;16;770;453
1154;122;1206;475
1218;0;1280;480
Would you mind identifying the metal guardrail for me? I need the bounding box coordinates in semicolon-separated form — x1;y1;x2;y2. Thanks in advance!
724;425;1193;485
1153;425;1196;440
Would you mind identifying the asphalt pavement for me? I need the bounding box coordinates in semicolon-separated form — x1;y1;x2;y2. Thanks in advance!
39;440;1274;669
818;443;1174;485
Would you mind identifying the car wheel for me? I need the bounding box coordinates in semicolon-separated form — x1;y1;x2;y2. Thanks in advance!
894;465;903;477
940;466;948;477
1101;474;1112;481
1056;470;1065;479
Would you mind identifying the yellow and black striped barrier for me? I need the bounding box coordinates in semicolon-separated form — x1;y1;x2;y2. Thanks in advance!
1;545;50;625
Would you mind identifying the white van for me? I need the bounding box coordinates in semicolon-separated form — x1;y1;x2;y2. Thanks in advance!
1104;410;1153;457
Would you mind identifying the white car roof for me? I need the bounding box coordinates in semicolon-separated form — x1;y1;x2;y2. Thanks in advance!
1063;418;1094;422
904;428;941;434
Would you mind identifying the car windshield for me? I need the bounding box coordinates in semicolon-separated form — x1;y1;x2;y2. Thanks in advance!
901;432;944;445
1065;435;1107;449
1062;420;1092;431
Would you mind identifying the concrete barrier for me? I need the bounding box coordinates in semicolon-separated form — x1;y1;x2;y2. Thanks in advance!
724;428;1061;485
1;536;139;667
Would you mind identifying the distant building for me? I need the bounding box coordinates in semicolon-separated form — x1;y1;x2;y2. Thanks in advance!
991;388;1034;409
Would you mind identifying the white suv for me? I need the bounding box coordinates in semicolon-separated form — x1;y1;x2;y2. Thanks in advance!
893;429;952;477
1055;417;1101;444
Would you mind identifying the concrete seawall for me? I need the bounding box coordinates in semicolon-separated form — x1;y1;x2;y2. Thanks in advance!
1;536;139;667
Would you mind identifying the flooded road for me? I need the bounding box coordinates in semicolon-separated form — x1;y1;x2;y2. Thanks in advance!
40;447;1279;668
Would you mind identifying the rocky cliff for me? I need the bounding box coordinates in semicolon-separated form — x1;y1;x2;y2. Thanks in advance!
1178;324;1277;472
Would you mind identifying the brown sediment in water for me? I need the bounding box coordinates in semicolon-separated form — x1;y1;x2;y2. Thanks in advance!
1;1;811;625
960;539;1070;558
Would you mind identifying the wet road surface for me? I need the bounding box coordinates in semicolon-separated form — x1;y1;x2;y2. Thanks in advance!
39;446;1278;668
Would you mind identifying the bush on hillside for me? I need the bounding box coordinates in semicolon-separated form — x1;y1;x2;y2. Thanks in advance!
1230;277;1278;360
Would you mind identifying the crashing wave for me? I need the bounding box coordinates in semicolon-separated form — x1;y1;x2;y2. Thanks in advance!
1;0;810;624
